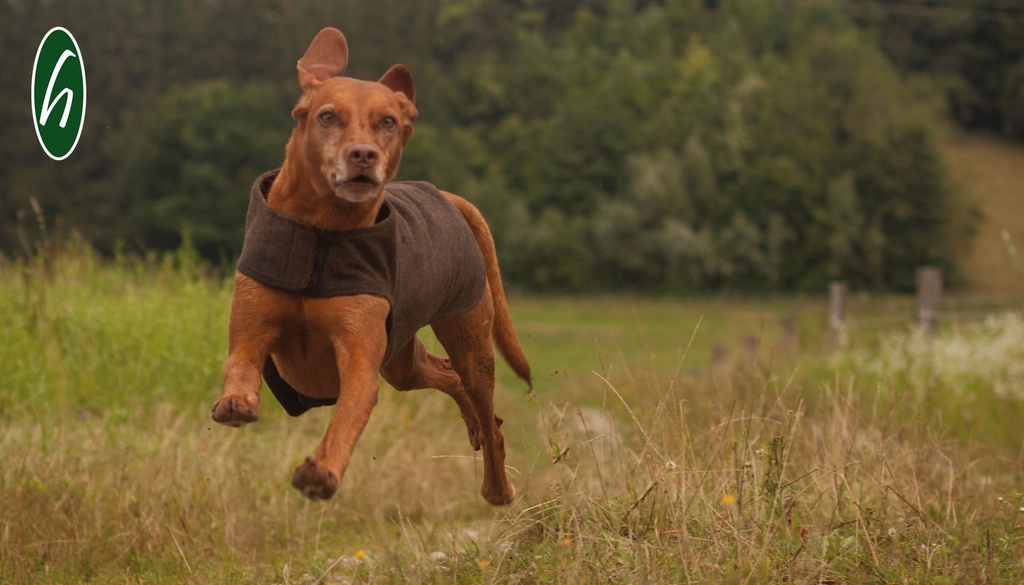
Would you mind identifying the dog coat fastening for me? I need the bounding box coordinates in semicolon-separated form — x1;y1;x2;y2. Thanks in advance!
237;169;487;416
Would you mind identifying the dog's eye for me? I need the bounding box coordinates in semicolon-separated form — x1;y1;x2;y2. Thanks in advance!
319;112;337;126
380;116;398;130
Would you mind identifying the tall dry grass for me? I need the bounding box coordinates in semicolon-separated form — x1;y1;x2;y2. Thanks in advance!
8;367;1020;583
2;246;1023;584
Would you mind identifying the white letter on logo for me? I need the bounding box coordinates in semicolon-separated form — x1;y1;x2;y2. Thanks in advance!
40;49;77;128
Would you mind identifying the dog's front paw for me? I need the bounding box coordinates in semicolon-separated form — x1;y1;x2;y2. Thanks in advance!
210;393;260;427
291;457;339;500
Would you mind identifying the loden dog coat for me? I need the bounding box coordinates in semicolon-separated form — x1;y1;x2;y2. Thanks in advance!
237;169;487;416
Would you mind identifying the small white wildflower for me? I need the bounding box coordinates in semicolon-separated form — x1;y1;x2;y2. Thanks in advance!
887;527;896;537
665;460;678;470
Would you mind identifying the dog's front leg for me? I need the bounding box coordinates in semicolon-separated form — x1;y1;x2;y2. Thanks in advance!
212;276;284;426
291;297;389;501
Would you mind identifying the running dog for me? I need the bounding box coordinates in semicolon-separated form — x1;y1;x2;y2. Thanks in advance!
210;27;531;505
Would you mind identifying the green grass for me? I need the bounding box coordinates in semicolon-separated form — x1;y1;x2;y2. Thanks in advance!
2;246;1024;584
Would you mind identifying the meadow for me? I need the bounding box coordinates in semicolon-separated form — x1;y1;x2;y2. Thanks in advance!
2;242;1024;585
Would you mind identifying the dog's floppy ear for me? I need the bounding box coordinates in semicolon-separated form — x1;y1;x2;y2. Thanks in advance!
379;65;416;106
378;65;418;132
297;27;349;90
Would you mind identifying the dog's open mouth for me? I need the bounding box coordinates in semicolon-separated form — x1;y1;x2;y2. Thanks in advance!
329;172;381;202
347;174;376;185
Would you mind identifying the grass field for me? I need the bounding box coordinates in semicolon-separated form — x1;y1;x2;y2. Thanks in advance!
942;132;1024;297
2;244;1024;584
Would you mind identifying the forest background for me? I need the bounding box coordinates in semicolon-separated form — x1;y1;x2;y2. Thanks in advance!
3;0;1023;294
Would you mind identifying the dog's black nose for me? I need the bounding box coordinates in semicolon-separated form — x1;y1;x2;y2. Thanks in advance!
347;144;379;168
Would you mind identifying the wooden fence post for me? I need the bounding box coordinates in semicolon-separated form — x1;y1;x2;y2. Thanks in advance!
828;281;847;349
740;332;760;368
779;312;798;353
711;341;729;372
916;266;942;337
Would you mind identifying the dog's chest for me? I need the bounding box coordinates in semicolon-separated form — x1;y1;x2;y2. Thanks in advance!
237;170;487;366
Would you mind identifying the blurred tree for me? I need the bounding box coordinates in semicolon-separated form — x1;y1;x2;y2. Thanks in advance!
117;80;292;260
502;204;596;291
854;121;972;290
851;0;1024;138
0;0;982;294
1002;58;1024;135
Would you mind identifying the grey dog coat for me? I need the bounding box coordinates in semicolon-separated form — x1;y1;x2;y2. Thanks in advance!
236;169;487;416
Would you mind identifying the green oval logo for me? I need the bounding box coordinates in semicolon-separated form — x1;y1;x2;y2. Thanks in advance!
32;27;87;161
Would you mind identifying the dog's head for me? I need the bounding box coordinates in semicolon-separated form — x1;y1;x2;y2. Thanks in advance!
290;28;418;204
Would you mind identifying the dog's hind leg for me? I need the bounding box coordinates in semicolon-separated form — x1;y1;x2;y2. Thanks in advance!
431;288;515;506
381;337;486;450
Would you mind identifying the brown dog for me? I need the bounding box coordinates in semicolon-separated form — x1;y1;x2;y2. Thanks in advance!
210;27;531;506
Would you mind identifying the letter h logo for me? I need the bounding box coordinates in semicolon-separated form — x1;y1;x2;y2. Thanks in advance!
32;27;87;161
